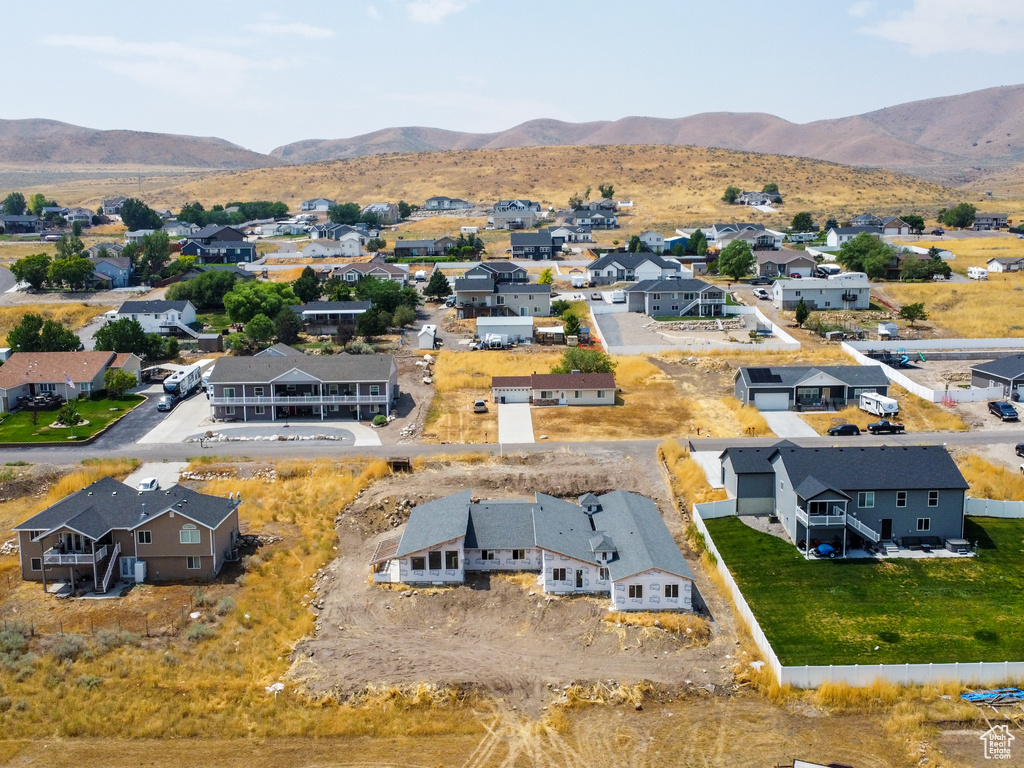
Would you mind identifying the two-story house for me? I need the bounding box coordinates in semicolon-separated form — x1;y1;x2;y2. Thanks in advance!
370;489;695;612
180;239;256;264
90;256;133;288
453;279;551;318
361;202;401;225
771;273;871;311
15;476;241;591
586;253;684;285
510;231;563;260
106;300;198;336
491;200;541;229
626;278;725;317
307;225;364;255
826;226;883;248
463;262;528;284
207;353;398;422
101;197;127;218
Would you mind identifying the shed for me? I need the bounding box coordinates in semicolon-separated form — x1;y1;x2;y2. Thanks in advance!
418;324;437;350
476;316;534;343
198;333;224;353
878;322;897;339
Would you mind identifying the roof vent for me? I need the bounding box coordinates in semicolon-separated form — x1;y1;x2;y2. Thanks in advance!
571;369;581;374
112;491;117;496
140;503;147;518
87;492;93;496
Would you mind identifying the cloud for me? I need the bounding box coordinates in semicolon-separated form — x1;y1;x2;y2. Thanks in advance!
861;0;1024;54
367;5;381;19
406;0;471;24
847;1;874;18
244;21;335;39
41;34;300;93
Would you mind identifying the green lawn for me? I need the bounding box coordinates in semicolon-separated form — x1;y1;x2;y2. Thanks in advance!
196;311;231;330
704;515;1024;666
0;395;145;443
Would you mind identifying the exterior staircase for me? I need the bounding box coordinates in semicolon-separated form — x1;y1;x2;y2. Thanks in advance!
98;542;121;593
881;540;898;556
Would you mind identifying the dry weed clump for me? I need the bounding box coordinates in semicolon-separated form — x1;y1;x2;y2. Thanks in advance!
658;440;727;510
957;453;1024;500
603;611;711;644
492;572;541;592
554;681;652;709
722;399;772;437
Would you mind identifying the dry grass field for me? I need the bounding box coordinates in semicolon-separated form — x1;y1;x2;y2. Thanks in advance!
880;279;1024;338
896;235;1024;271
798;384;969;434
0;303;112;338
955;452;1024;500
0;236;119;264
21;145;957;232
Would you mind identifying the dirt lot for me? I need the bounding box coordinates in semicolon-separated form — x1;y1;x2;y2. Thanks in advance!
289;448;742;708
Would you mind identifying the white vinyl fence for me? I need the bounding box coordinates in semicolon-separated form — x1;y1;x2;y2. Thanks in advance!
965;498;1024;518
693;505;1024;689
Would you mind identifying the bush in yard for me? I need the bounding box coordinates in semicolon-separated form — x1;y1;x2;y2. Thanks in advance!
57;401;83;426
103;368;137;398
551;347;616;374
372;414;388;427
51;634;87;661
185;624;215;643
392;305;417;327
215;597;236;616
794;298;810;327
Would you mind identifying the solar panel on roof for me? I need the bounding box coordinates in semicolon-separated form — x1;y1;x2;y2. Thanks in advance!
747;368;782;384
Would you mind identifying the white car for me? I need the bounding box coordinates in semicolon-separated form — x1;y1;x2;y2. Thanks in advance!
753;288;770;300
136;477;160;492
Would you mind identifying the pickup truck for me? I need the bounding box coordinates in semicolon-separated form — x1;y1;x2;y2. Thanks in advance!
867;419;905;434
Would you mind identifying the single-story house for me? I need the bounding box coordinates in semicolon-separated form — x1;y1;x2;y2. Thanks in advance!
361;202;401;225
476;316;534;343
725;445;969;556
546;224;593;243
511;231;563;260
369;489;696;612
207;353;398;422
85;242;125;259
987;257;1024;273
586;253;683;285
717;228;783;251
881;217;911;236
331;257;407;284
290;301;371;333
973;213;1008;230
491;372;615;405
756;249;816;278
626;278;724;317
106;300;197;336
124;229;156;244
771;274;871;311
0;214;41;234
0;351;142;413
850;214;883;227
15;476;241;590
101;197;127;217
734;365;889;411
393;237;455;259
735;191;782;206
970;355;1024;399
424;196;472;210
826;226;882;248
301;198;336;212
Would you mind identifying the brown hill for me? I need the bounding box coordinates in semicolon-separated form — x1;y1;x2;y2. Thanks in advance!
0;119;280;170
269;85;1024;184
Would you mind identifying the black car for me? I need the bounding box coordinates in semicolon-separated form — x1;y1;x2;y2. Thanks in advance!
1016;443;1024;458
827;423;861;436
931;228;945;236
867;419;905;434
749;276;773;285
989;401;1019;421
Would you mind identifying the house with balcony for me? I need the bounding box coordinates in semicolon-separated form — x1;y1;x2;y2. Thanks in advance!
626;278;725;317
771;273;870;311
491;200;541;229
106;300;198;336
14;476;241;592
393;237;455;259
510;231;563;260
290;301;371;334
463;262;528;283
453;278;551;318
207;353;398;422
586;253;684;285
369;489;695;611
734;365;889;411
974;213;1008;230
722;445;969;557
180;238;256;264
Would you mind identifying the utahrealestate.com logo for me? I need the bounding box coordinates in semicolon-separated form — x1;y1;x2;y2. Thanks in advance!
980;724;1015;760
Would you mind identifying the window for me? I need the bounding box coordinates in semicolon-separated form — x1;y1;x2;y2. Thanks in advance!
186;556;201;570
541;390;552;399
224;387;235;398
665;583;679;598
795;290;801;296
917;518;931;532
40;383;55;393
928;491;939;507
496;295;505;305
858;492;875;509
653;293;661;300
179;524;200;544
369;385;380;396
410;556;425;571
511;549;525;560
598;567;609;581
30;557;41;572
137;530;152;544
225;406;235;416
445;551;459;569
328;384;339;395
808;501;828;515
671;305;679;311
253;387;264;396
652;305;660;312
481;550;495;561
255;406;265;415
428;551;442;570
628;584;643;599
597;390;607;399
896;491;907;508
552;568;567;581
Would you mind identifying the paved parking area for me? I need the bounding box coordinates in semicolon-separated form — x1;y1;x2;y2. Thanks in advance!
764;412;820;438
595;311;793;354
137;390;211;444
497;403;535;444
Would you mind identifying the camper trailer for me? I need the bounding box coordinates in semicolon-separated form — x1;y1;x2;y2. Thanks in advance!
163;363;202;397
814;264;841;278
859;391;899;417
968;266;989;280
414;270;427;282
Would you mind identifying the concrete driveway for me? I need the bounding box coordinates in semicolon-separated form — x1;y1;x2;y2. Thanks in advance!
124;462;189;490
763;411;819;438
498;403;535;444
137;391;211;444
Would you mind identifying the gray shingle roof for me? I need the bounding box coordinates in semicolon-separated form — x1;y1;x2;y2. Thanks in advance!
14;476;237;539
465;502;537;549
970;354;1024;380
495;283;550;294
511;232;555;247
117;300;191;314
208;353;394;385
454;277;494;292
720;441;798;473
628;278;716;294
395;490;472;556
292;301;372;315
737;365;889;389
773;446;969;494
587;253;680;271
254;343;304;358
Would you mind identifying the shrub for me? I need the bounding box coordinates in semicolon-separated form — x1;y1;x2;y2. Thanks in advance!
372;414;388;427
193;591;215;608
215;597;236;616
185;624;215;643
94;629;141;653
51;634;87;661
76;675;104;689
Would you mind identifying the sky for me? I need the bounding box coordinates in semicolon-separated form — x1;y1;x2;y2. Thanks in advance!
4;0;1024;154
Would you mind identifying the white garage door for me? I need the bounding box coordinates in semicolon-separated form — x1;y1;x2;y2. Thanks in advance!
494;388;530;404
754;392;790;411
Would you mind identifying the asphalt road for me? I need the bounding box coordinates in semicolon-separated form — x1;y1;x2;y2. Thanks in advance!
0;266;14;296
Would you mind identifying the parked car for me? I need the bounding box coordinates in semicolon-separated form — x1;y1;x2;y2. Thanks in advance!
752;288;770;300
867;419;905;434
1015;443;1024;458
748;276;773;285
136;477;160;492
932;228;945;236
472;399;488;413
591;292;603;301
444;296;457;308
827;423;861;436
156;394;178;412
989;401;1019;421
790;273;802;279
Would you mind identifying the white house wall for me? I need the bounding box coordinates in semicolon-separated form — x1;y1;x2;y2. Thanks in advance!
541;550;609;595
396;537;466;584
611;569;693;611
464;547;541;572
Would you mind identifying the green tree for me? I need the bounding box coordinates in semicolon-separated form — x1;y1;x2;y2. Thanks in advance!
55;233;85;260
898;302;928;326
790;212;814;232
274;306;305;345
598;184;614;200
761;183;780;195
902;214;925;234
398;200;413;219
291;266;321;303
359;210;383;228
423;269;452;300
392;305;417;327
178;202;206;225
327;202;361;225
137;230;171;279
120;198;163;231
48;256;94;290
71;220;83;237
824;216;839;232
366;237;387;252
166;269;237;310
689;229;707;256
94;318;153;356
10;253;51;290
7;314;81;352
563;313;581;337
121;242;139;268
224;282;300;324
940;203;976;229
794;298;810;327
568;192;584;210
722;186;741;204
538;268;554;285
836;232;894;279
326;280;353;302
550;299;571;315
27;193;50;216
716;240;756;280
244;313;275;344
899;255;931;281
2;192;26;215
551;347;616;375
356;308;391;340
353;277;420;314
453;232;484;257
57;400;83;427
103;368;137;398
627;235;642;253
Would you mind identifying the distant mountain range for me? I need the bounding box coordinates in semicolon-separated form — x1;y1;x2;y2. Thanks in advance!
4;85;1024;184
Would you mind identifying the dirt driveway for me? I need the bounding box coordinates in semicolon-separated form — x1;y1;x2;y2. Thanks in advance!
289;450;742;707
